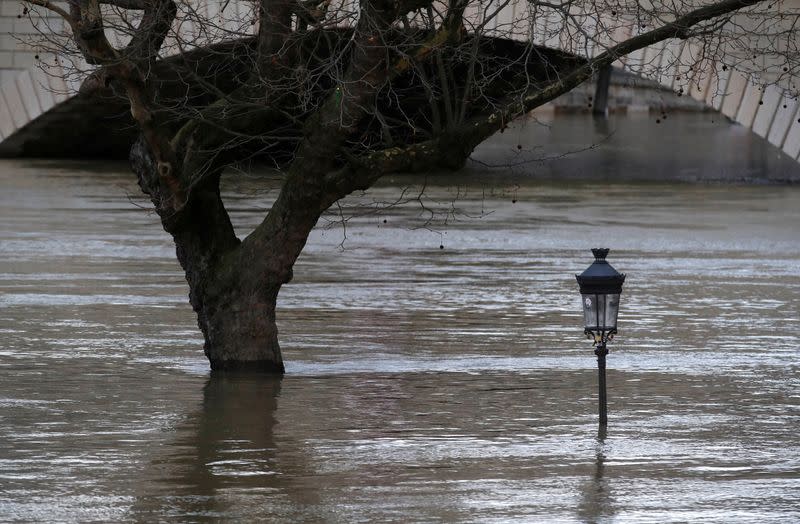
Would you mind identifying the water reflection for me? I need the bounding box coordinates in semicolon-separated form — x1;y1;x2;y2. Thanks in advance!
472;111;800;183
592;115;611;136
577;428;614;523
1;113;799;521
133;376;284;521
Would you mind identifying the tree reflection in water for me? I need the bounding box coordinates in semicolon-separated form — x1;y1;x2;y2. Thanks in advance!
130;374;296;520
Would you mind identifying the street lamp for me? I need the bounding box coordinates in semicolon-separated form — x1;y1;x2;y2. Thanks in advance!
576;248;626;427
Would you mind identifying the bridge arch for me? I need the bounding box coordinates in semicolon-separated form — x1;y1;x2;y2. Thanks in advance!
1;0;799;161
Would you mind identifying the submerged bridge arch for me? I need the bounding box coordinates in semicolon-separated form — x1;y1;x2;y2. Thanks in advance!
1;0;799;160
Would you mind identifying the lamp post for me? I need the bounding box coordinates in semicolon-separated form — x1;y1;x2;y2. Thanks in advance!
576;248;626;427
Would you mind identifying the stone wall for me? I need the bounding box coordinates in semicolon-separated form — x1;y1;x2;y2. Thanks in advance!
0;0;60;86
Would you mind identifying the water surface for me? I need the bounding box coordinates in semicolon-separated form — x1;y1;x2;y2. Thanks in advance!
1;114;799;522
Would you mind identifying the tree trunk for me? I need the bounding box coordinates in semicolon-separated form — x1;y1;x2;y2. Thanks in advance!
175;209;287;373
197;281;284;373
131;137;287;373
170;193;286;374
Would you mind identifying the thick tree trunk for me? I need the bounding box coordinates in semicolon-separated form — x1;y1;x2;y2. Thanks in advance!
170;192;286;374
198;282;284;373
131;137;287;373
175;210;287;373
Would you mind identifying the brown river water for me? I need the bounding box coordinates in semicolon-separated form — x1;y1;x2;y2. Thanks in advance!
0;114;799;522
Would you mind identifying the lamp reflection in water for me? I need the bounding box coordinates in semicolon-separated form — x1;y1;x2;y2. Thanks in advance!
576;427;616;522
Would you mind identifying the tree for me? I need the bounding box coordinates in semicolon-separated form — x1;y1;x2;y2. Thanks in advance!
20;0;798;372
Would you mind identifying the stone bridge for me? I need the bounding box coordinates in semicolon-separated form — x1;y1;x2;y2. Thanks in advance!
1;0;799;160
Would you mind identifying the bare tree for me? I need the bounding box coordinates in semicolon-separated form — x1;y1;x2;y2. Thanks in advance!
20;0;799;372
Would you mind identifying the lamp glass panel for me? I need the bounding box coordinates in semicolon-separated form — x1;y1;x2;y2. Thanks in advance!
603;293;620;330
582;293;602;330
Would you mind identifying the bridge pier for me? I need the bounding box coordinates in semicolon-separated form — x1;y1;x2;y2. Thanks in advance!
593;64;612;117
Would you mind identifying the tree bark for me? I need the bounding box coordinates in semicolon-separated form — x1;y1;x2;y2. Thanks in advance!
199;280;284;373
131;137;287;373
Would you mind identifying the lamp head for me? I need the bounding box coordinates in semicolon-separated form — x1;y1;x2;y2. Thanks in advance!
576;248;626;344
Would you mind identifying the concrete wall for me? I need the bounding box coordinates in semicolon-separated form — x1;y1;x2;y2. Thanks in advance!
0;0;71;143
0;0;63;85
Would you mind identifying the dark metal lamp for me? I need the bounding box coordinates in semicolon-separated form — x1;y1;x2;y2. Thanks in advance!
576;248;626;427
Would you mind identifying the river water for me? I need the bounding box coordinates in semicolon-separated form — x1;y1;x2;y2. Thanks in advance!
1;113;799;522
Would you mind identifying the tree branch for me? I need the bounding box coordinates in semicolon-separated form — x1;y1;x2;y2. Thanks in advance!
325;0;769;192
457;0;768;161
241;0;425;280
101;0;146;9
24;0;74;23
124;0;177;63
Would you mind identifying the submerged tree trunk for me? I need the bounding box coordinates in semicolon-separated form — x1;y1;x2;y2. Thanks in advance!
197;280;284;373
172;201;286;373
131;137;289;373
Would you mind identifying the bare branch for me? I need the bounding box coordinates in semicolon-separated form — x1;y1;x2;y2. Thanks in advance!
24;0;73;22
100;0;146;9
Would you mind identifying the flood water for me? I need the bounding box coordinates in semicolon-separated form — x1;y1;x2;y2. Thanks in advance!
1;113;799;522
